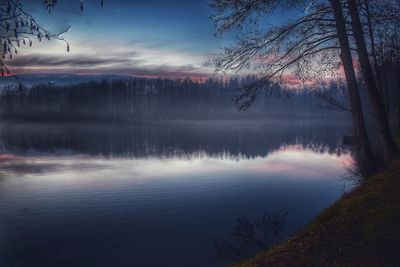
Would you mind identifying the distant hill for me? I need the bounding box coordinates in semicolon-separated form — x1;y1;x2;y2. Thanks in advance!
0;73;134;87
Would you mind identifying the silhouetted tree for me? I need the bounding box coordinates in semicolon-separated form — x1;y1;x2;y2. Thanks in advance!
210;0;377;174
210;1;341;109
210;0;400;171
347;0;397;162
361;0;400;127
0;0;103;76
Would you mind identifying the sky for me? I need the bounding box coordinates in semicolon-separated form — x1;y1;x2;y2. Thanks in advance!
6;0;239;79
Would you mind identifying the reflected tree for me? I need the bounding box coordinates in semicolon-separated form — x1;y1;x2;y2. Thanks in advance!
215;211;288;263
0;120;350;159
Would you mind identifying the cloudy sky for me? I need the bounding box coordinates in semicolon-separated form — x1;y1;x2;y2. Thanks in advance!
6;0;239;79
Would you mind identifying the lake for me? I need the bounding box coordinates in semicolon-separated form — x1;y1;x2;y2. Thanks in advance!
0;119;353;267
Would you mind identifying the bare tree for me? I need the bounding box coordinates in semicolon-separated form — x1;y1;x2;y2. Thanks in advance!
362;0;400;127
211;1;341;108
0;0;103;77
329;0;375;175
210;0;376;175
347;0;398;162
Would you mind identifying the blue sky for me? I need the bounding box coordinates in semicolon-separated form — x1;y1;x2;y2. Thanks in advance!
7;0;296;79
6;0;235;78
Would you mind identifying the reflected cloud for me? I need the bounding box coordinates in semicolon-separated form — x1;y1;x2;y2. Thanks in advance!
0;144;351;186
0;121;353;188
254;145;351;177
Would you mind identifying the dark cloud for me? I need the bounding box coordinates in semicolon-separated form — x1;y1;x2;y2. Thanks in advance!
94;65;210;78
12;64;211;79
6;49;212;78
6;54;139;68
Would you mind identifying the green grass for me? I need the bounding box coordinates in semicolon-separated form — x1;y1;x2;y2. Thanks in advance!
233;160;400;267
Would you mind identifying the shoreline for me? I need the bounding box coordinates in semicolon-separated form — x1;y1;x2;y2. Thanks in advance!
233;159;400;267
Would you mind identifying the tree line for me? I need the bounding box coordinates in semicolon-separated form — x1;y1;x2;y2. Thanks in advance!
0;76;347;121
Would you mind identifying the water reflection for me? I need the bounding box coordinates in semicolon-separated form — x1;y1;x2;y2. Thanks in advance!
0;120;350;158
0;120;352;267
0;145;350;181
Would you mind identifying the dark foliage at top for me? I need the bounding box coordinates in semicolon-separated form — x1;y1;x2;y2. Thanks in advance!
0;0;103;76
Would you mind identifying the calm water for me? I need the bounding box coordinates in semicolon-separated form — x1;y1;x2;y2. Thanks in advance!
0;120;352;267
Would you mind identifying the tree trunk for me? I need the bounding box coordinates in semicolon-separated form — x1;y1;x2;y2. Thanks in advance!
397;62;400;128
365;0;390;113
330;0;376;176
364;0;384;101
348;0;397;163
382;66;390;112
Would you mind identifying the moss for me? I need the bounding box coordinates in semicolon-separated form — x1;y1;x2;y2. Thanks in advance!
233;160;400;267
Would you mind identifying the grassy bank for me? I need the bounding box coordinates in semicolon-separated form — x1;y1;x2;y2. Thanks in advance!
234;159;400;267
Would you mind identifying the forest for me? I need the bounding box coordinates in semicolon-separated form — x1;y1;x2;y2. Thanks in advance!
0;76;351;121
